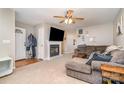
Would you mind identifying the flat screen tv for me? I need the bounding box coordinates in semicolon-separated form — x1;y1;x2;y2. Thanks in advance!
49;27;64;41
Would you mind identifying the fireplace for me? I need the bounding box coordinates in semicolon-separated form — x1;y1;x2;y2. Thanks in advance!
50;45;59;57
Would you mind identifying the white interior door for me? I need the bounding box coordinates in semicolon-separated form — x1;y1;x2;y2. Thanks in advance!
15;27;26;60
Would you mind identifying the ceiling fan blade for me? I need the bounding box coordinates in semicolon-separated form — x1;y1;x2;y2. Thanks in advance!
54;16;65;18
72;20;76;24
72;17;84;20
59;20;65;23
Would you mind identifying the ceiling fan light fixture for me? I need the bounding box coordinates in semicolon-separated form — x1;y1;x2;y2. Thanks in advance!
68;18;72;24
64;18;72;24
54;10;84;24
65;19;68;24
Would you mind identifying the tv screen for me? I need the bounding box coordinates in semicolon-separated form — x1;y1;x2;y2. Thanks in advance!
49;27;64;41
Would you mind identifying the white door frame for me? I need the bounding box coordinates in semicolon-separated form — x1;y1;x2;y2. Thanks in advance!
37;27;45;59
15;27;26;61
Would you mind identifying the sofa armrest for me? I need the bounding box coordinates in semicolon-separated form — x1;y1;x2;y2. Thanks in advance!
91;61;124;71
74;48;79;52
65;62;91;74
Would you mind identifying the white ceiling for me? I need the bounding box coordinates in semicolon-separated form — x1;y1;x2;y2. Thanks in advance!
15;8;120;29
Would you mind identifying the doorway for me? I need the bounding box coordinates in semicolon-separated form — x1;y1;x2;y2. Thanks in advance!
15;27;26;61
15;27;40;68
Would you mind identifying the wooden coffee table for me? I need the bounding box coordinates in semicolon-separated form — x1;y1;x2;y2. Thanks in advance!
101;64;124;84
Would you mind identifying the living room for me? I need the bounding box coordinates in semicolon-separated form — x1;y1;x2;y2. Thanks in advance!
0;8;124;84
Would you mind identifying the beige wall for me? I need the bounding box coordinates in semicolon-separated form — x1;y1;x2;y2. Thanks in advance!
0;9;15;60
64;30;77;53
64;23;114;53
113;9;124;46
83;23;113;45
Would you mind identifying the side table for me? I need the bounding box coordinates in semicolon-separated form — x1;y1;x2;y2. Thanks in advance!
100;64;124;84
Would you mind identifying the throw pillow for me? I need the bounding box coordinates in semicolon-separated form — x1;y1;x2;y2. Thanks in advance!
111;50;124;65
104;45;119;54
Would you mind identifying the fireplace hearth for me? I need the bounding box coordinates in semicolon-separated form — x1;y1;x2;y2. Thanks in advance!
50;45;59;57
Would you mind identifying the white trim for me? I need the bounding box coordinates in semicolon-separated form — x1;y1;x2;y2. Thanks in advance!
15;27;25;31
48;54;63;60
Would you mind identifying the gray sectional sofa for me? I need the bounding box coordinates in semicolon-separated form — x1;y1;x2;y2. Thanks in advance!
65;50;124;84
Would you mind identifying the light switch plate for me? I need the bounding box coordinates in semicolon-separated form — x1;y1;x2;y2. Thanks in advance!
2;40;11;44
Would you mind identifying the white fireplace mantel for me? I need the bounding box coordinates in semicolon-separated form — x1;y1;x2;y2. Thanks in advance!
47;41;62;60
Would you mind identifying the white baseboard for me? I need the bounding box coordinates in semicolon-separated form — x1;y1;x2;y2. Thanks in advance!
44;54;64;61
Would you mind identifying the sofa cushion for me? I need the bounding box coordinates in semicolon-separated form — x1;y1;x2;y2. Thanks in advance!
111;50;124;65
85;47;95;56
95;46;107;53
65;62;91;74
72;58;88;64
77;44;87;52
104;45;119;54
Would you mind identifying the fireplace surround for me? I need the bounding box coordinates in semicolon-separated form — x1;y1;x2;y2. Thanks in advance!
47;41;62;60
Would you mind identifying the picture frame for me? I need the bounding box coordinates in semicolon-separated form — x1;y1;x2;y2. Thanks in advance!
78;28;83;34
77;28;83;37
82;35;85;41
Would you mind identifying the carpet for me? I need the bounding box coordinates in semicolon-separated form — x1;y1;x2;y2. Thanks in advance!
0;54;88;84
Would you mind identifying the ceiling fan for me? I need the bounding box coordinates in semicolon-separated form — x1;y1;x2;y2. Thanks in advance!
53;10;84;24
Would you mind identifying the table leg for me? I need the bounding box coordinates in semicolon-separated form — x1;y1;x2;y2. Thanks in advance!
107;80;112;84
